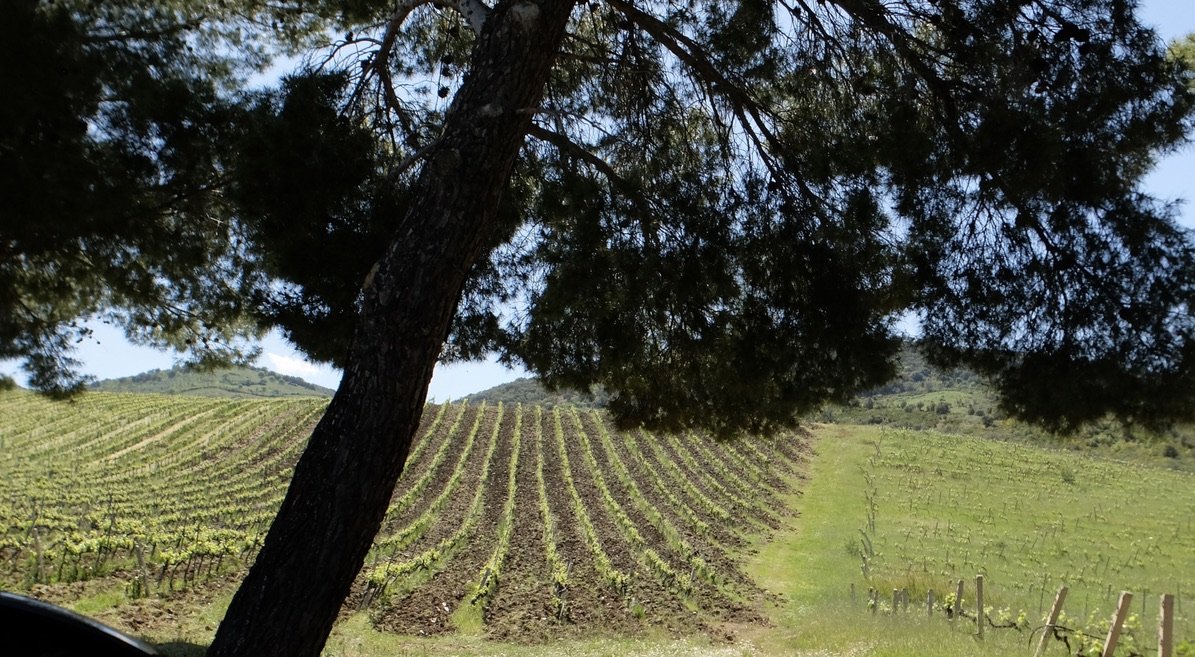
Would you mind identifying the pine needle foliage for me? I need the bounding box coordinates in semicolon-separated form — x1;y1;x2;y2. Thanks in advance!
5;0;1195;435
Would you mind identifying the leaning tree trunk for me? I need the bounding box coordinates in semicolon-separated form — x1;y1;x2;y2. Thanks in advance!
207;2;576;656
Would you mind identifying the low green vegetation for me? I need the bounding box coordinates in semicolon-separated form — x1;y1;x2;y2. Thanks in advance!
753;424;1195;657
469;350;1195;473
89;366;335;398
2;387;1192;656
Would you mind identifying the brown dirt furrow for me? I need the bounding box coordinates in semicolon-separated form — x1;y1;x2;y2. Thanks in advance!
536;409;642;637
373;404;512;636
345;408;494;615
631;429;745;550
591;414;754;590
575;411;670;550
477;408;553;642
712;434;795;494
374;405;489;555
378;403;477;536
667;434;759;517
579;413;768;626
388;403;467;503
689;433;788;514
556;409;706;638
768;429;813;468
652;432;767;532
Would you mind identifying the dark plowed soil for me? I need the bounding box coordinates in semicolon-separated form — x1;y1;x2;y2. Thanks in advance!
532;408;645;638
480;410;557;642
601;425;753;591
374;405;513;635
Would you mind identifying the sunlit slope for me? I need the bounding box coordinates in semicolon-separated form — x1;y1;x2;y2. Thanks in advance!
0;390;326;588
89;365;335;398
0;390;806;641
761;424;1195;656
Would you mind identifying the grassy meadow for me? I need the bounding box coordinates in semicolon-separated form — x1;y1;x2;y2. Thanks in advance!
751;424;1194;657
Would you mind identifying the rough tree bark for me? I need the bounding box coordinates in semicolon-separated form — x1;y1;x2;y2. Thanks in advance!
206;2;577;655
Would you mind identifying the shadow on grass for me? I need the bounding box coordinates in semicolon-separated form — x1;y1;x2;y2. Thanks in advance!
155;640;209;657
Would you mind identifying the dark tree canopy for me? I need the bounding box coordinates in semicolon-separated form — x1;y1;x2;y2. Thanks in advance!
0;0;307;395
228;0;1195;434
4;0;1195;434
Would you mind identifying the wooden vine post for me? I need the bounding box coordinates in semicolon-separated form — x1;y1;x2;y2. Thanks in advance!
1159;593;1174;657
1101;591;1133;657
976;574;985;639
953;579;964;626
1033;585;1068;657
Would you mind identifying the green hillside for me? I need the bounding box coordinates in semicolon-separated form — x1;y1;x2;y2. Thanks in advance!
0;389;801;650
755;424;1195;657
89;365;335;398
463;377;608;408
469;349;1195;472
827;349;1195;472
1;389;1191;656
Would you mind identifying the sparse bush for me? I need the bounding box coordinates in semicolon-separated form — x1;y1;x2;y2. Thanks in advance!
1059;464;1077;485
843;536;862;558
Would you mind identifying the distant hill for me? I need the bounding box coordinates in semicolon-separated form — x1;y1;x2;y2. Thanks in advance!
464;348;1194;468
462;376;607;408
90;365;335;398
463;347;967;410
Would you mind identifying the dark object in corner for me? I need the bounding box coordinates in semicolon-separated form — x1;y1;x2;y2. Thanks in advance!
0;591;160;656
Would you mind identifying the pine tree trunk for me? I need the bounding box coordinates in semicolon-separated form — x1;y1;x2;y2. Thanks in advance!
207;3;576;655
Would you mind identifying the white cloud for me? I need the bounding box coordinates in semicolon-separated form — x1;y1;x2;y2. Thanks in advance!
263;352;322;379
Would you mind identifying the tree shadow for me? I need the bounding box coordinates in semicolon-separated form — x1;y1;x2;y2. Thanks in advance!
154;641;209;657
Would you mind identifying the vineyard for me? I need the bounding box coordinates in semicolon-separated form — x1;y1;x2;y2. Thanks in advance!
762;423;1195;657
855;426;1195;646
0;389;806;643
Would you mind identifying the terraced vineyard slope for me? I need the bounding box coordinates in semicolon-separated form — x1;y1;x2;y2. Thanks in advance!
0;390;806;642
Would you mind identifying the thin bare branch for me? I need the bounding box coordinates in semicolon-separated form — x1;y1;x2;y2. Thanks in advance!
529;124;624;186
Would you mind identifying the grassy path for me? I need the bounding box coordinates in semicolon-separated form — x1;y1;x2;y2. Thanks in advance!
748;425;1051;657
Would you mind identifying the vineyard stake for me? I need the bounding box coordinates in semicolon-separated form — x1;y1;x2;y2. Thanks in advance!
33;527;44;584
1099;592;1128;657
1101;591;1133;657
953;579;964;626
892;589;899;615
927;589;934;617
976;574;984;639
1033;585;1068;657
1159;593;1174;657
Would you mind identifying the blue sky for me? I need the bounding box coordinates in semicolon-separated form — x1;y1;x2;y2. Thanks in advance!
2;0;1192;400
